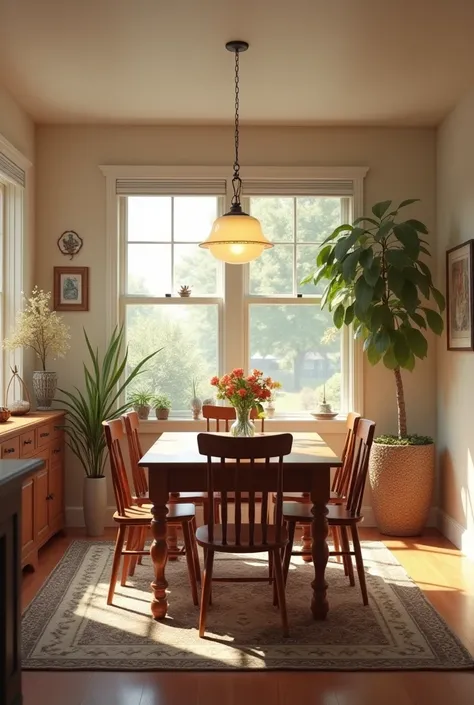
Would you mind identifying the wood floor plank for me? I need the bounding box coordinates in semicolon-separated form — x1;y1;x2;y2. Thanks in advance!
21;527;474;705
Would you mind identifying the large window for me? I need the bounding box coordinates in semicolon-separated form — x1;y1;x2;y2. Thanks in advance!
111;167;367;417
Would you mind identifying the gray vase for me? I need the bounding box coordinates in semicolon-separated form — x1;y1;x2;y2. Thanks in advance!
32;370;58;410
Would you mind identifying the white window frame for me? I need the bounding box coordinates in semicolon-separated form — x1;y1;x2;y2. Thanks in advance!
0;134;31;399
100;165;368;432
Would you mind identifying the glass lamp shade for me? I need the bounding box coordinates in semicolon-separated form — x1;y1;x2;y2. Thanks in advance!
199;212;273;264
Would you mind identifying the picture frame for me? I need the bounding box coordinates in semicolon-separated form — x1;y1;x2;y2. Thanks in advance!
54;266;89;312
446;240;474;350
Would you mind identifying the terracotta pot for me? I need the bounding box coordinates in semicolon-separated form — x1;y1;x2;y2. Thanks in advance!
369;442;434;536
83;476;107;537
155;408;170;420
133;404;150;420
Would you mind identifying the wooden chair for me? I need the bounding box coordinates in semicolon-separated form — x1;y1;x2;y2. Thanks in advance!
103;418;200;607
281;418;376;605
122;410;208;566
195;432;293;638
202;404;265;433
272;412;360;570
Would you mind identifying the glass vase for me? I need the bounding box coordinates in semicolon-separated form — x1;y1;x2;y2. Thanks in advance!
230;406;255;437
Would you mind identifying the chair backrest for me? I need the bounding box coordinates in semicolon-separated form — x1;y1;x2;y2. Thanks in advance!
122;411;148;497
331;412;361;497
197;432;293;546
103;418;134;516
202;405;265;433
345;418;376;516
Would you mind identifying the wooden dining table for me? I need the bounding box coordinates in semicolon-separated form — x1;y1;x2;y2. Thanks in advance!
139;431;342;622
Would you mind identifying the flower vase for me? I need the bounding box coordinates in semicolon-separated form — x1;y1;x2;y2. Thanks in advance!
230;407;255;437
32;370;58;410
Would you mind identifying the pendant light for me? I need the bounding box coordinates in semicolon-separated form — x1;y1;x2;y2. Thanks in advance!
199;41;273;264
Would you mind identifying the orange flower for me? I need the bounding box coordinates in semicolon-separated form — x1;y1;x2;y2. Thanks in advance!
237;388;247;398
210;375;219;386
232;368;244;378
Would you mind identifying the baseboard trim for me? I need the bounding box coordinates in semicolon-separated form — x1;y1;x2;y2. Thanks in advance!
66;504;439;530
438;509;474;560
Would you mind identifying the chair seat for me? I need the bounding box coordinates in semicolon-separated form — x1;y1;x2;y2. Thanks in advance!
282;501;363;525
196;524;288;552
169;491;208;503
113;502;195;525
272;491;343;504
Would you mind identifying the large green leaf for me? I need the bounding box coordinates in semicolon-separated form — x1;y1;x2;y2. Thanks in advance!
333;304;345;329
334;228;364;261
364;259;381;287
344;303;355;325
317;244;333;267
403;267;430;298
375;220;395;241
408;311;427;329
320;223;353;247
393;333;411;366
359;248;374;269
417;260;433;284
400;280;420;312
393;223;420;259
423;308;444;335
383;346;398;370
387;266;404;295
374;328;391;354
386;249;412;269
372;200;392;219
431;287;446;312
342;249;361;281
371;304;394;330
405;327;428;359
367;342;382;366
354;276;374;312
398;198;420;209
405;218;428;234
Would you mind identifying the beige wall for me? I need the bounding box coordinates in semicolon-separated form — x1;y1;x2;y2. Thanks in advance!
437;88;474;551
0;83;36;382
34;125;437;519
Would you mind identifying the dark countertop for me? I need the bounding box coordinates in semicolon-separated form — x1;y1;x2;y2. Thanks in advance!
0;458;45;489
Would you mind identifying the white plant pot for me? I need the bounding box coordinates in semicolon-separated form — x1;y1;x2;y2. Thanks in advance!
32;370;57;410
369;442;435;536
83;475;107;537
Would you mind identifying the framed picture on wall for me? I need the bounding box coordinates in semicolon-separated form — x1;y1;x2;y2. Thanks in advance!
446;240;474;350
54;266;89;312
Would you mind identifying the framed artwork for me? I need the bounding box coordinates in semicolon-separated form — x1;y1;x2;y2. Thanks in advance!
54;266;89;311
446;241;474;350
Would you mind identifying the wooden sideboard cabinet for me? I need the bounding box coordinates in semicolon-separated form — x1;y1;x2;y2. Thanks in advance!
0;411;65;570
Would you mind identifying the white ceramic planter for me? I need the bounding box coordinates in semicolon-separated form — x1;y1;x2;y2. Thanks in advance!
32;370;57;410
83;475;107;537
369;442;435;536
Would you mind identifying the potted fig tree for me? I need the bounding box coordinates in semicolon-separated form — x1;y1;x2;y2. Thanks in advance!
304;199;445;535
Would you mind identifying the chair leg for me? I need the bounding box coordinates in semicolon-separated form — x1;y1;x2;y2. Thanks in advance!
181;521;199;606
331;525;343;564
191;517;201;584
271;547;289;638
108;524;126;605
268;550;273;584
350;524;369;606
199;549;215;638
129;525;146;576
137;526;147;566
121;526;136;586
213;497;220;524
282;520;297;587
339;525;355;586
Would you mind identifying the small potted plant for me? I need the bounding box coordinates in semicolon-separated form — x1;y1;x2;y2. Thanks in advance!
305;199;445;536
152;393;172;420
129;389;153;420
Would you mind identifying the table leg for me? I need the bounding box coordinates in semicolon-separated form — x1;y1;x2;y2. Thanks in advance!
310;491;329;620
167;525;179;561
150;496;169;620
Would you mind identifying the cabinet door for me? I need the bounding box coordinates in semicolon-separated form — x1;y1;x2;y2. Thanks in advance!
48;461;64;529
34;467;50;545
21;477;35;559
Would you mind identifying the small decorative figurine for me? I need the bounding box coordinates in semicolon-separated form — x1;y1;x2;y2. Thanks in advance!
5;365;30;416
310;384;338;420
57;230;83;259
178;285;191;297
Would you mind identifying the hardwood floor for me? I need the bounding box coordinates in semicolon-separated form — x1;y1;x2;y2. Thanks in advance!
22;528;474;705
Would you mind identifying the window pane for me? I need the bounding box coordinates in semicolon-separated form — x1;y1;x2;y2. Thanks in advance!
249;245;294;295
296;197;342;243
174;244;219;295
127;244;171;295
297;244;326;295
250;197;294;243
126;304;219;411
249;304;341;412
127;197;171;242
174;197;218;243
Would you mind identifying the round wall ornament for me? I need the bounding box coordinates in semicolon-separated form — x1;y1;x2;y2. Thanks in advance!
57;230;83;259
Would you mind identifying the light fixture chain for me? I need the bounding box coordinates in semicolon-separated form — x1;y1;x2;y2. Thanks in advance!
233;48;240;178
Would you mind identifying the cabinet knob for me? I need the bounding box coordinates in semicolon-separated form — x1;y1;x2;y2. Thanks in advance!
40;432;49;438
53;448;61;454
23;439;32;445
4;448;15;454
46;493;55;500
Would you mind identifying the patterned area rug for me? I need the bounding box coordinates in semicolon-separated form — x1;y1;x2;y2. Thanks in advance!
22;540;473;671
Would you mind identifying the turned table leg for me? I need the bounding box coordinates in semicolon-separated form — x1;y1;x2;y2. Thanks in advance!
301;524;313;562
150;496;169;620
310;482;329;620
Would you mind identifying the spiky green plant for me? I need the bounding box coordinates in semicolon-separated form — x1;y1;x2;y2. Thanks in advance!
57;326;161;477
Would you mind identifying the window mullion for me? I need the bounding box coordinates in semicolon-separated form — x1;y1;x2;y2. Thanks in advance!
170;197;175;293
293;197;297;295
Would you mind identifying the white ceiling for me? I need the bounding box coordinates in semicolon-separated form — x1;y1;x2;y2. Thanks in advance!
0;0;473;127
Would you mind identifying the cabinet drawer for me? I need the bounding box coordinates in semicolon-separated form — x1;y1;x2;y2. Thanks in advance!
36;423;52;447
1;436;19;458
20;430;36;457
50;437;63;465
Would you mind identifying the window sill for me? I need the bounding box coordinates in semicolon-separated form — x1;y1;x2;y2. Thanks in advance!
138;415;348;435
